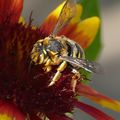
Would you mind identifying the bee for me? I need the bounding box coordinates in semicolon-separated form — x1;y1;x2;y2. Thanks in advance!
30;0;101;90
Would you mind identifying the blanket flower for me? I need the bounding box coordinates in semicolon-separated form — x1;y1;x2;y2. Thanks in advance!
0;0;120;119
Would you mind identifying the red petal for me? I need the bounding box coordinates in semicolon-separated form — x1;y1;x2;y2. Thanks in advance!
0;100;26;120
77;83;120;112
74;100;114;120
0;0;23;24
47;113;73;120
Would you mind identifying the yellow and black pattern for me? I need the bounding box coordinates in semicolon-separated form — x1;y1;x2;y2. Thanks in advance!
30;35;85;88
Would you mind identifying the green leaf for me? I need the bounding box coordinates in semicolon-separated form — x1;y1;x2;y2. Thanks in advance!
85;29;101;61
79;0;102;61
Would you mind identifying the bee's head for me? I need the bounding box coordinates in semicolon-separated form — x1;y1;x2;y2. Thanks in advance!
46;38;62;56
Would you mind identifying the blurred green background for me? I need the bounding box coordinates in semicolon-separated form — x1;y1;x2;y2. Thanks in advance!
22;0;120;119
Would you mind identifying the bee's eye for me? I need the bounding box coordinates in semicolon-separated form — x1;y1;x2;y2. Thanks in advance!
46;40;62;52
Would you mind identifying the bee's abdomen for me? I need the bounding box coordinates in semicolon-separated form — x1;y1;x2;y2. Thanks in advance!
66;40;84;59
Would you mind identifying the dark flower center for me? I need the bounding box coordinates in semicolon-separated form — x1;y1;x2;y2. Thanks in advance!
0;22;75;116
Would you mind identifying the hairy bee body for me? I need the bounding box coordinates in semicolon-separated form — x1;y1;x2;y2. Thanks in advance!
31;35;86;88
31;35;85;69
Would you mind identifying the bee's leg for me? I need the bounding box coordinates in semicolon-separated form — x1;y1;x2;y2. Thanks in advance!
43;59;52;72
71;69;80;92
48;61;67;86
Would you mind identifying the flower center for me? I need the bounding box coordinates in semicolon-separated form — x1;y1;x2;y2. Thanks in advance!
0;23;75;116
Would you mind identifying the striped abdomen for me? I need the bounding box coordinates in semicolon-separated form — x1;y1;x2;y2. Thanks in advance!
65;39;85;59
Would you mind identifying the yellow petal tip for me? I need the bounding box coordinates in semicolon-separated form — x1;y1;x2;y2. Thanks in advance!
94;99;120;112
71;4;83;23
48;1;65;19
76;16;100;47
0;114;12;120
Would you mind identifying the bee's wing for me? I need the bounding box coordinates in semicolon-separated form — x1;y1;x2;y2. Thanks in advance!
60;56;103;74
53;0;76;35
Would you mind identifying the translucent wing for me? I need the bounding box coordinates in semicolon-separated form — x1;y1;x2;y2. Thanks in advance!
53;0;76;35
60;56;102;73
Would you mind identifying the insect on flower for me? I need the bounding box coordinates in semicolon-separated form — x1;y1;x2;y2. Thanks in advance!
1;0;120;119
30;0;101;90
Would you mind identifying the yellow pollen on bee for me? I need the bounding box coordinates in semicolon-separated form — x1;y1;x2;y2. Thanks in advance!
39;54;44;64
31;52;39;63
48;51;57;57
43;38;49;45
45;59;51;66
45;66;52;72
43;49;47;55
43;57;49;63
37;39;44;43
0;114;13;120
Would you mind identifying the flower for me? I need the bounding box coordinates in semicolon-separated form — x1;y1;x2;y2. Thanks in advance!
0;0;120;120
